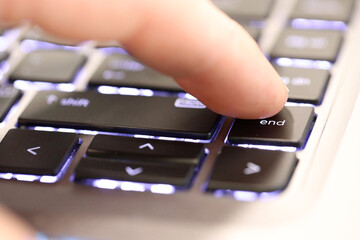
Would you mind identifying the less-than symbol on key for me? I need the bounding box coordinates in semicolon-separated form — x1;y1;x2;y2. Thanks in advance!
27;146;41;156
243;162;261;175
139;143;155;150
125;166;143;176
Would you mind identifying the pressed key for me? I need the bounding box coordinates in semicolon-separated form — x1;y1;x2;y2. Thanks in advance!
87;135;206;166
75;156;196;187
0;86;21;121
270;28;343;62
212;0;273;20
18;91;221;140
290;0;355;23
274;65;330;105
206;147;298;193
89;54;182;91
227;106;315;148
0;129;79;176
9;50;86;83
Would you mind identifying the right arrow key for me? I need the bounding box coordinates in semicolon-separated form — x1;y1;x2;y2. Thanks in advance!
206;147;298;193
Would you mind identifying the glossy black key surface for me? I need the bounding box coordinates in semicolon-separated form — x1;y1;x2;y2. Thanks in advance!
206;147;298;193
75;157;196;187
87;135;205;166
0;86;21;121
274;65;330;105
212;0;273;20
290;0;355;23
89;54;182;91
9;50;86;83
228;106;315;148
0;129;79;176
270;28;343;62
18;91;221;140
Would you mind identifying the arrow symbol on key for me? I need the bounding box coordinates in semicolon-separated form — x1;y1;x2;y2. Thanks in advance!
125;166;143;176
27;146;41;156
139;143;154;150
243;162;261;175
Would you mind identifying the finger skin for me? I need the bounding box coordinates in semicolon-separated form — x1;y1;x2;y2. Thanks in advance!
0;205;35;240
0;0;288;118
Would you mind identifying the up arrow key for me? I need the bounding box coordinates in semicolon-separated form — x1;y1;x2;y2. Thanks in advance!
27;146;41;156
139;143;154;150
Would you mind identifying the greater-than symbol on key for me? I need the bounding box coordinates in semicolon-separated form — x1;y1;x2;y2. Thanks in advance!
139;143;154;150
27;146;41;156
125;166;143;176
243;162;261;175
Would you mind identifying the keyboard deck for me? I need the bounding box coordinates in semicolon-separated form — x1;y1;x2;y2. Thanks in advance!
1;0;360;239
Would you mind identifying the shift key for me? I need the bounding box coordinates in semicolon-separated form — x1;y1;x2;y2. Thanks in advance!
18;91;221;140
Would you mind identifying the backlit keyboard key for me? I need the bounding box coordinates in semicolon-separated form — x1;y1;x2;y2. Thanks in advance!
0;129;79;176
89;54;182;91
0;86;21;121
87;135;205;166
290;0;355;23
274;65;330;105
270;28;343;62
206;147;298;193
18;91;221;140
75;157;197;188
9;50;86;83
227;106;315;148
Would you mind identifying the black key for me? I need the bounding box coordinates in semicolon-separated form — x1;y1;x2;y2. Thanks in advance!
75;156;196;187
18;91;221;140
87;135;205;166
228;106;315;148
89;54;182;91
0;129;79;176
274;65;330;105
212;0;273;20
9;50;86;83
0;86;22;121
206;147;298;193
270;28;343;62
290;0;355;23
24;27;80;46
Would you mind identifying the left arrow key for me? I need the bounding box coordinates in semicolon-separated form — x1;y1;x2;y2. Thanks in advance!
0;129;80;177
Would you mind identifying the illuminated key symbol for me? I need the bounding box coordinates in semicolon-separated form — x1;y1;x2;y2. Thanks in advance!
125;166;143;176
27;146;41;156
139;143;154;150
243;162;261;175
47;95;58;105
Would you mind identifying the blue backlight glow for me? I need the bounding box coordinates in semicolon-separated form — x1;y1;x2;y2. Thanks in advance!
20;39;80;54
87;179;176;195
291;18;347;31
234;144;297;152
213;189;281;202
274;58;332;70
29;126;215;143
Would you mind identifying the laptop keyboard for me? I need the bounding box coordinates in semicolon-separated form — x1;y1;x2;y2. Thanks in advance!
0;0;357;201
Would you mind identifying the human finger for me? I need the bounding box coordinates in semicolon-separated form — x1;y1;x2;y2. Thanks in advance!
0;0;288;119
